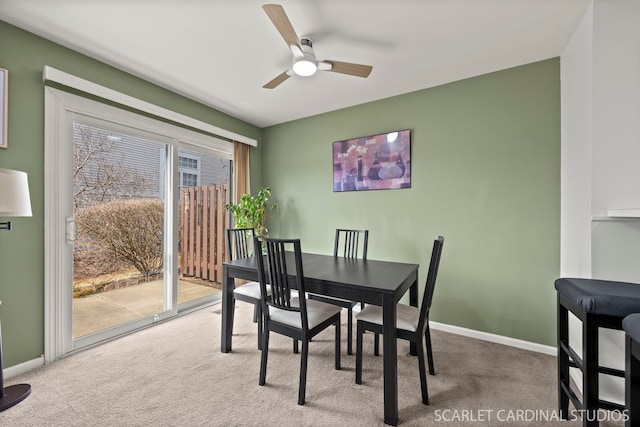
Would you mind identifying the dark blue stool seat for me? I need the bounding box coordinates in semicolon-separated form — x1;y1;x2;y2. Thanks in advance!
555;278;640;427
623;313;640;427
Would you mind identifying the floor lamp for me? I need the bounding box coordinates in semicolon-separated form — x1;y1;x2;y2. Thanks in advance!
0;168;32;411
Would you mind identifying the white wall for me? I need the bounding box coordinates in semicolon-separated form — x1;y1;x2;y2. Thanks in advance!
562;0;640;285
560;2;593;278
591;0;640;216
590;0;640;282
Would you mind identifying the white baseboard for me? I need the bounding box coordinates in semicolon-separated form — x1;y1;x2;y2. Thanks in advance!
429;321;557;356
353;304;556;355
3;355;45;380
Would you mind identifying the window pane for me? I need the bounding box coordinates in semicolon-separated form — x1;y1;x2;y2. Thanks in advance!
179;156;198;170
177;147;230;307
181;172;198;188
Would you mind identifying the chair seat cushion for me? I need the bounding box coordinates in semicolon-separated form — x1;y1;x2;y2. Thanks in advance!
233;282;270;300
623;313;640;343
269;297;341;329
355;303;419;332
555;278;640;317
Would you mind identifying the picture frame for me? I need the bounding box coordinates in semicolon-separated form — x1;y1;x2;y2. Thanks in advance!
333;129;411;192
0;67;7;149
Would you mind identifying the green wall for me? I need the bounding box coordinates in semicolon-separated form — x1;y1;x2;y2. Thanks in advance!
262;59;560;346
0;21;261;367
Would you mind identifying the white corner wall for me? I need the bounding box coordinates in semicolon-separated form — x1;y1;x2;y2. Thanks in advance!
591;0;640;216
562;0;640;283
560;1;593;278
590;0;640;283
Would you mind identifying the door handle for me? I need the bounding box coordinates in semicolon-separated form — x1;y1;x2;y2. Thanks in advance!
66;217;76;244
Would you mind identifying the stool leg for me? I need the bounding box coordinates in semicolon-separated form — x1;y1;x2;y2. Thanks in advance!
558;297;570;419
627;336;640;427
583;313;599;427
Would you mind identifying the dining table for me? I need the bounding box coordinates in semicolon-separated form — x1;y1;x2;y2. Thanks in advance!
221;251;420;426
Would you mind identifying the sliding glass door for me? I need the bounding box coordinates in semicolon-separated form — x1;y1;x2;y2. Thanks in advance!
45;87;232;358
72;119;173;342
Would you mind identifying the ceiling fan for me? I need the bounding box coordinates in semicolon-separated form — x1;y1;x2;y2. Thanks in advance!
261;4;373;89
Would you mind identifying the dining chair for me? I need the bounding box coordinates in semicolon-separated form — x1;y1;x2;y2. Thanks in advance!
255;236;341;405
226;227;268;350
308;228;368;355
355;236;444;405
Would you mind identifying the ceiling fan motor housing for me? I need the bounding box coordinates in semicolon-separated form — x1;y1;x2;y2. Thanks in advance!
293;38;317;76
300;38;313;50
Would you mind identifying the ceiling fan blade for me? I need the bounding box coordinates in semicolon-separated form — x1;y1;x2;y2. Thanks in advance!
263;70;291;89
262;4;300;49
323;60;373;78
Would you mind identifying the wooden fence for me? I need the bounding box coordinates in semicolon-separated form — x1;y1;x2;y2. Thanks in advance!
180;184;230;283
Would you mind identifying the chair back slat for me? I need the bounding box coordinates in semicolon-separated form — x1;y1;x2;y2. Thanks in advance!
334;229;369;259
267;240;292;308
417;236;445;331
226;228;255;261
255;237;309;328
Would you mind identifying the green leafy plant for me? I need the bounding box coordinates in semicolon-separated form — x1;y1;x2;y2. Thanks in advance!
225;187;277;237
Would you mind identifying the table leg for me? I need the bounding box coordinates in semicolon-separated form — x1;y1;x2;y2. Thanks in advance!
382;294;398;426
221;265;234;353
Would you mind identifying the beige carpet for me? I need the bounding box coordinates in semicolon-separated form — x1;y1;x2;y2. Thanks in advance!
2;302;624;426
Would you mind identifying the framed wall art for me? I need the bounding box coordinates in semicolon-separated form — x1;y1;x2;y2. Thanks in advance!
0;67;7;149
333;129;411;192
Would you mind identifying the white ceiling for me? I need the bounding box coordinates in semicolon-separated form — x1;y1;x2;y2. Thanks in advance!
0;0;590;128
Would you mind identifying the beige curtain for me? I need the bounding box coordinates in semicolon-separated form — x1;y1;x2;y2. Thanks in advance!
233;141;250;203
231;142;251;278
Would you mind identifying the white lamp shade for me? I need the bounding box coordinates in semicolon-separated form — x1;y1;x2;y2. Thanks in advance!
0;168;32;217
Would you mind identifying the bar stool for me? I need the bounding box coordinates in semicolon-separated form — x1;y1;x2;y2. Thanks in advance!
622;313;640;427
555;278;640;426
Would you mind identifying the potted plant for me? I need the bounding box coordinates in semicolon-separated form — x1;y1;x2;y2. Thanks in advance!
225;187;277;237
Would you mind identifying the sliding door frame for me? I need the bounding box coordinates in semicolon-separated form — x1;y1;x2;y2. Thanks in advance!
44;87;233;362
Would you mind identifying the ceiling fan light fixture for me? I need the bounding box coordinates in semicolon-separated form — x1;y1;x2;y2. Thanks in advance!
293;57;317;76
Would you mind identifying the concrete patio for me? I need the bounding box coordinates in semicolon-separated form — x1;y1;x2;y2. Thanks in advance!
73;279;220;337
